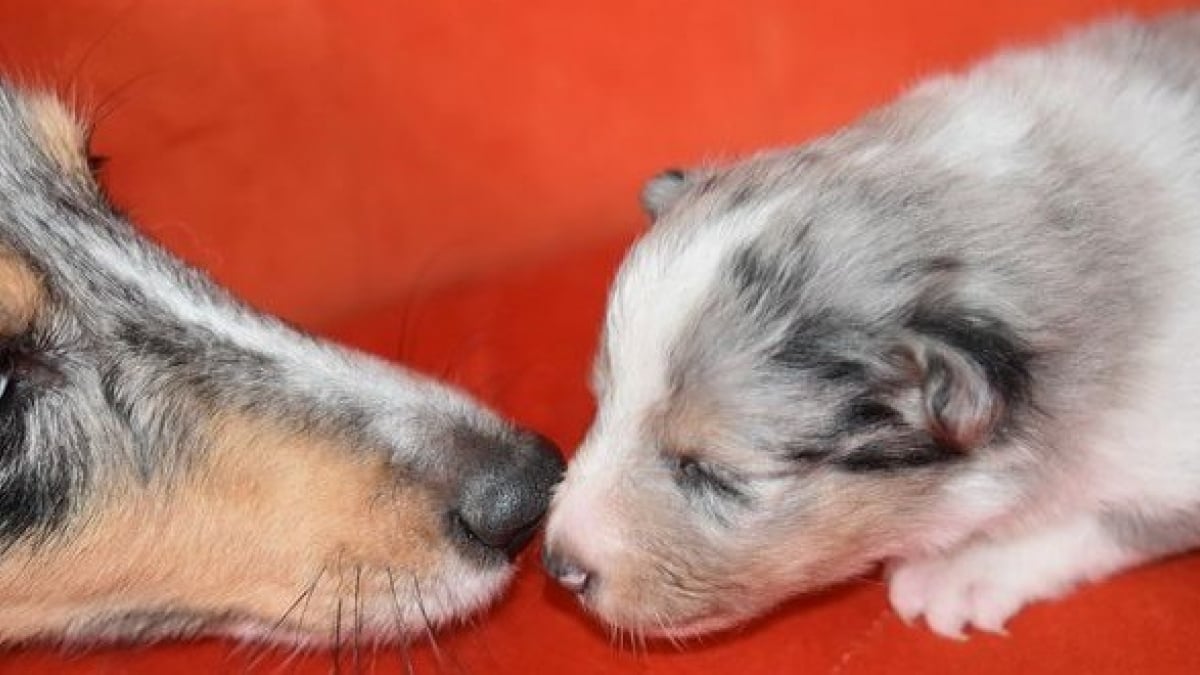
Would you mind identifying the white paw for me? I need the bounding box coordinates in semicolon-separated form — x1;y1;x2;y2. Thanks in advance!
887;515;1137;639
886;551;1057;639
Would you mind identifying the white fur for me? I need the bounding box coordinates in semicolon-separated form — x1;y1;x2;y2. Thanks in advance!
549;198;785;567
83;222;512;634
890;20;1200;634
888;514;1138;638
549;15;1200;639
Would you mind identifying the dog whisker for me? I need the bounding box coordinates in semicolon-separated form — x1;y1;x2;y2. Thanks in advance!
65;0;138;89
89;69;160;130
269;641;309;675
416;576;475;675
0;79;561;655
653;610;684;651
384;568;416;675
353;566;363;675
401;641;415;675
412;576;445;672
332;594;344;675
267;565;327;642
298;565;327;638
391;243;459;364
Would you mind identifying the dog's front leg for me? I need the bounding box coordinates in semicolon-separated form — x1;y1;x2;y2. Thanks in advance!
886;512;1146;639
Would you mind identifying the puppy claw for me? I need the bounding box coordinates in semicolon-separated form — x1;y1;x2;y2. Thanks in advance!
888;552;1034;640
885;560;932;626
924;597;971;641
974;618;1011;636
971;591;1020;636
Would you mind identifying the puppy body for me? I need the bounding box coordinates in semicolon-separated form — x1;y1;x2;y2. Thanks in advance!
546;14;1200;638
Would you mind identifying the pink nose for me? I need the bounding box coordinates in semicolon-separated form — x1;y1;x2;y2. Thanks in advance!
542;548;593;595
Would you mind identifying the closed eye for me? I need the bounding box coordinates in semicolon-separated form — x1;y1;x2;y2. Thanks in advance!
672;455;748;504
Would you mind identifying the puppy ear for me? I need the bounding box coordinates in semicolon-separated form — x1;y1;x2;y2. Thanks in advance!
640;168;689;220
895;310;1033;451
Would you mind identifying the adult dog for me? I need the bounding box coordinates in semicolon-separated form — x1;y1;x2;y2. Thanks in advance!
0;83;562;644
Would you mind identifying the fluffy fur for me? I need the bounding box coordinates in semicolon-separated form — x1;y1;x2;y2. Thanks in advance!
544;13;1200;639
0;84;562;644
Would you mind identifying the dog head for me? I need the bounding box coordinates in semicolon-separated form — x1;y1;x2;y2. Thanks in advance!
544;143;1043;636
0;85;563;644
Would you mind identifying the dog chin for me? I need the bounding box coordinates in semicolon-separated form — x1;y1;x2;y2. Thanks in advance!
585;601;750;641
639;612;747;641
422;563;516;628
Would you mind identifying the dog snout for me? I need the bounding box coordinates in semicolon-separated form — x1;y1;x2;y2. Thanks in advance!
451;431;565;561
542;547;593;595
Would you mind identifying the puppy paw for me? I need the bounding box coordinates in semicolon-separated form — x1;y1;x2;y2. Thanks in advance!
887;514;1142;639
886;548;1058;639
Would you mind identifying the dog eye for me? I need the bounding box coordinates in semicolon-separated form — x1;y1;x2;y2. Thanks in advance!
0;343;49;413
0;352;14;404
672;456;745;502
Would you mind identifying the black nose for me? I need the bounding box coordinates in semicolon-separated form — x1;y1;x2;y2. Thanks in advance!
452;432;565;561
542;548;592;595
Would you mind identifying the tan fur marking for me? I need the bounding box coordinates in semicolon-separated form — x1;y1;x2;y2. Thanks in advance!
591;472;933;630
0;414;449;640
0;244;44;335
21;94;89;177
656;395;734;462
584;398;943;630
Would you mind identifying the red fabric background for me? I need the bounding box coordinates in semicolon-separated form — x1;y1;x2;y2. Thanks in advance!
0;0;1197;672
0;0;1192;328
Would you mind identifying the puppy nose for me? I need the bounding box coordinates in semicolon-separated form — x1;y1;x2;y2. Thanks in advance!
542;548;593;595
453;432;565;560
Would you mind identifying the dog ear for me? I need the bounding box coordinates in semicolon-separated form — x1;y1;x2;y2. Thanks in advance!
640;168;690;220
893;309;1033;452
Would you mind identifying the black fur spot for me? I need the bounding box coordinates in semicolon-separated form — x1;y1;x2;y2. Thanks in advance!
728;246;779;303
729;243;818;317
119;322;191;367
770;328;825;370
0;460;74;543
835;438;960;473
887;256;963;282
785;444;830;463
0;359;74;542
769;310;860;379
118;320;272;375
811;358;866;382
726;244;871;379
839;396;902;429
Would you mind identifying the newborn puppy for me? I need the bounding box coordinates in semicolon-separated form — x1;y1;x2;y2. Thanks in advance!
543;14;1200;639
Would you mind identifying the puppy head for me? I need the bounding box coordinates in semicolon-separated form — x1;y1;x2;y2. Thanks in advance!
545;160;1036;636
0;86;564;644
